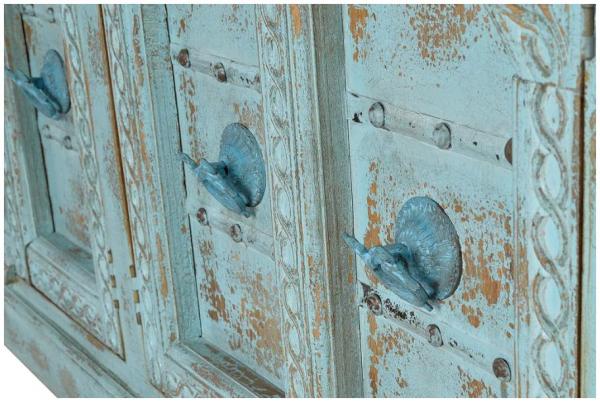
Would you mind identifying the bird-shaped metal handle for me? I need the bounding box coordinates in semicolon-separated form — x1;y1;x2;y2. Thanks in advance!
179;152;251;217
343;196;463;312
343;233;434;311
5;50;70;120
179;123;266;218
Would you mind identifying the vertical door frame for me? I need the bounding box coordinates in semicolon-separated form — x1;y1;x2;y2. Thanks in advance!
488;4;590;397
255;4;362;397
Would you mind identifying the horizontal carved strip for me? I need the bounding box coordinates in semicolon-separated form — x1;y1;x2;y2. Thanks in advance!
348;93;512;169
360;283;514;381
185;197;274;261
168;341;283;397
170;44;261;92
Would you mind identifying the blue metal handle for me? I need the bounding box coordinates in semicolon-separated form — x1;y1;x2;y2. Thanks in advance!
5;50;70;120
343;196;463;312
343;233;434;311
179;152;251;217
5;68;63;119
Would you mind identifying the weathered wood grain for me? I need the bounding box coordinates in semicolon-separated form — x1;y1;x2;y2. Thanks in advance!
4;5;53;281
4;4;592;398
581;56;595;397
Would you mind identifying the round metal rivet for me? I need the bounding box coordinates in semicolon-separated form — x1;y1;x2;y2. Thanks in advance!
364;292;383;316
229;224;242;242
214;62;227;82
432;123;451;150
504;138;513;164
63;135;72;150
426;324;443;347
47;7;55;22
177;49;190;68
492;358;511;382
196;208;209;226
368;102;385;128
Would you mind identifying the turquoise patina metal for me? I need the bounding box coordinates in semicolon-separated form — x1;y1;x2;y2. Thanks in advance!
179;123;266;217
344;196;462;311
5;49;70;119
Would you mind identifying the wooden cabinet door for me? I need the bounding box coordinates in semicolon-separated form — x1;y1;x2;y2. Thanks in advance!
14;4;585;398
4;5;145;395
341;4;588;397
104;4;356;397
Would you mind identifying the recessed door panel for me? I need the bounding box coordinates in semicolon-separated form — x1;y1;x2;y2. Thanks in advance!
23;13;90;252
166;3;284;390
343;4;518;397
6;5;132;356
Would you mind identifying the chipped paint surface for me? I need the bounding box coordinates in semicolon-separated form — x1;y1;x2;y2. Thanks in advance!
167;5;258;66
361;309;501;397
290;5;302;38
4;4;585;398
343;4;514;136
408;5;483;66
347;5;372;62
59;368;79;397
342;5;536;395
169;6;282;387
350;119;514;395
24;16;93;252
193;227;283;387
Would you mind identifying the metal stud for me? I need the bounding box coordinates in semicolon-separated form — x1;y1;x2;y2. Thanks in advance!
213;62;227;82
63;135;73;150
196;208;209;226
432;123;451;150
364;292;383;316
46;7;55;23
492;358;511;382
504;138;513;164
368;102;385;128
229;224;242;242
426;324;443;347
177;49;190;68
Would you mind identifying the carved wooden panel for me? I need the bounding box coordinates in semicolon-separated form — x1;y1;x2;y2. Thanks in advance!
101;4;358;397
169;5;285;386
343;4;586;398
492;5;585;398
4;4;591;398
103;4;281;395
4;4;132;357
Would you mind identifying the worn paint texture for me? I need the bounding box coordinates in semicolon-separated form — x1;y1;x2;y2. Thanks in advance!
171;4;283;389
24;17;92;251
346;5;520;395
4;4;587;399
351;126;514;395
361;310;502;397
